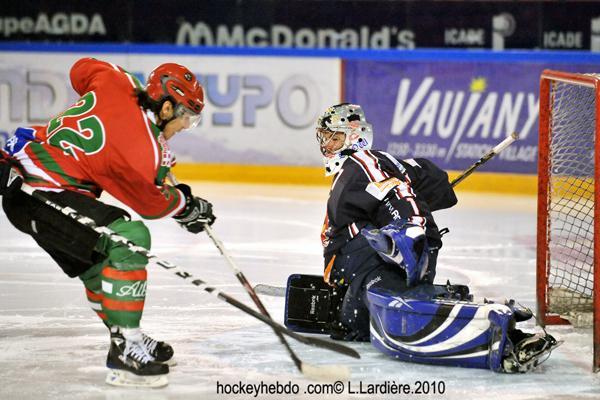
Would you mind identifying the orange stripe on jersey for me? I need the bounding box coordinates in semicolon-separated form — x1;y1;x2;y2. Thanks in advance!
323;254;337;285
103;298;145;312
85;288;103;302
102;268;147;282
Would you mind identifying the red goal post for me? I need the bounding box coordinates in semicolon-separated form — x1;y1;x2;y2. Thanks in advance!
537;69;600;372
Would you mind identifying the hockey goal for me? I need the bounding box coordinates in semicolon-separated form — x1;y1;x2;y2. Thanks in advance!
537;70;600;372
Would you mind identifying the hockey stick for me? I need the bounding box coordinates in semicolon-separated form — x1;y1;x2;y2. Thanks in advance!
167;173;351;381
207;224;351;380
19;184;360;360
450;132;519;187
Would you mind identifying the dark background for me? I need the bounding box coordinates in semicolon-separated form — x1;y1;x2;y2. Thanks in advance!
2;1;599;51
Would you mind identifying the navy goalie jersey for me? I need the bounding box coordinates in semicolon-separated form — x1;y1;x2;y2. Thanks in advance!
321;150;457;282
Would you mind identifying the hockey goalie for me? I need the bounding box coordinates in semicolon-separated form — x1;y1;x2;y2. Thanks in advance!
284;103;560;373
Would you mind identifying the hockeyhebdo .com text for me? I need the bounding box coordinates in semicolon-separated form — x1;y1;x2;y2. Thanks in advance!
216;379;447;397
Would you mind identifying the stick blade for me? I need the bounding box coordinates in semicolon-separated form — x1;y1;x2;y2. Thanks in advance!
253;284;285;297
301;363;351;381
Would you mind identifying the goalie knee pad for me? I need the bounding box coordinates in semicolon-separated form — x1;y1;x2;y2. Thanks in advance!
361;220;429;287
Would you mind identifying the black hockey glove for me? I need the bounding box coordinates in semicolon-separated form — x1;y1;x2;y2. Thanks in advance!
172;183;216;234
0;158;23;197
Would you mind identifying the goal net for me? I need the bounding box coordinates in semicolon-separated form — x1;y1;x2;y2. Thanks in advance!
537;70;600;372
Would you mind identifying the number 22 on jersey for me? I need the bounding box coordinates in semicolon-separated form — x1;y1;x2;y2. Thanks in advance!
46;91;106;160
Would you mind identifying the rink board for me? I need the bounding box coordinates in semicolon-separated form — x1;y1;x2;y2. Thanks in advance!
2;44;600;193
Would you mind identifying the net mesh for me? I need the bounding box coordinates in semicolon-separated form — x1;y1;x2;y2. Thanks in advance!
546;77;597;327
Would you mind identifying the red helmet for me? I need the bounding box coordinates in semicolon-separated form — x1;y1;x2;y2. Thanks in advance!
146;63;205;116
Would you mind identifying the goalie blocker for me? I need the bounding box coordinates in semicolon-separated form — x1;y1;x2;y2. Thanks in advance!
284;274;560;373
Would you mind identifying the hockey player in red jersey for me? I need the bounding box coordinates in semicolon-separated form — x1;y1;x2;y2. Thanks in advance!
0;58;215;387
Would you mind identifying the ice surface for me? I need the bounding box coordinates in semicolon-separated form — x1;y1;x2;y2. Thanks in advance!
0;183;598;399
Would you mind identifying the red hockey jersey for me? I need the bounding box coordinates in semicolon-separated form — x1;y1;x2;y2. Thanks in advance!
6;58;185;219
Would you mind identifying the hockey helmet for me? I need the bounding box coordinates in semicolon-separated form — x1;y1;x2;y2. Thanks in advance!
316;103;373;176
146;63;205;129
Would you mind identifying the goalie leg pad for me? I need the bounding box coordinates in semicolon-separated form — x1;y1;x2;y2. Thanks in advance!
284;270;472;340
367;286;514;371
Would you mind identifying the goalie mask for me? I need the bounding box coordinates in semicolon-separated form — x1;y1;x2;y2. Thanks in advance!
316;103;373;176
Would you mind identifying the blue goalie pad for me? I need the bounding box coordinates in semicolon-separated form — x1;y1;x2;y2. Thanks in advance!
367;287;512;371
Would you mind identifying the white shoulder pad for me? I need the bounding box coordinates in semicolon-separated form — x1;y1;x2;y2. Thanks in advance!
366;177;403;200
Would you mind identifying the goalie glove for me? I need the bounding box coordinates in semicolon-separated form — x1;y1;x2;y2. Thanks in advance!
361;220;429;287
172;183;216;234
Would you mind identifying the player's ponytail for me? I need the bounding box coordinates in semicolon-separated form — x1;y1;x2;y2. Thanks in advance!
134;88;163;115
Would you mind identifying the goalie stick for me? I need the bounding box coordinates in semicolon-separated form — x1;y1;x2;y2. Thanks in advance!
19;183;360;361
167;173;352;381
450;132;519;187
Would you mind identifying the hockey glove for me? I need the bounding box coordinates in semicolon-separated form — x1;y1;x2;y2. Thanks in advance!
0;157;23;197
361;220;429;287
173;183;216;234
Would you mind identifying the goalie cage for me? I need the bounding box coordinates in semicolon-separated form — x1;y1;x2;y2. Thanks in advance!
537;69;600;372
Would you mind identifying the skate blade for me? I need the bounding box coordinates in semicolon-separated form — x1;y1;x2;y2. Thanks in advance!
163;357;177;367
515;340;564;373
105;369;168;388
518;339;564;362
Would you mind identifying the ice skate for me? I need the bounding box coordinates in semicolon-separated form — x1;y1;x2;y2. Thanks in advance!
141;332;175;365
105;335;169;388
502;333;562;373
110;327;175;366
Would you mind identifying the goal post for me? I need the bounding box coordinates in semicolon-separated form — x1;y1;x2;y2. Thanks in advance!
536;69;600;372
